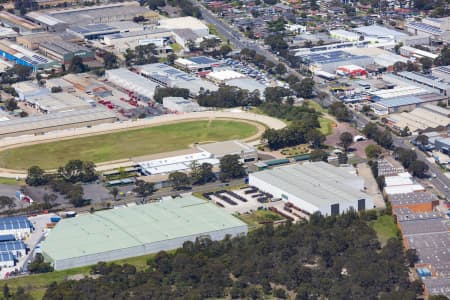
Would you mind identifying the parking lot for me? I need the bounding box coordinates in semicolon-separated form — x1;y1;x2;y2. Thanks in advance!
203;186;306;222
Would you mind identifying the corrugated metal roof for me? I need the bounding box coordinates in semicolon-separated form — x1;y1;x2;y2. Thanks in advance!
41;196;246;262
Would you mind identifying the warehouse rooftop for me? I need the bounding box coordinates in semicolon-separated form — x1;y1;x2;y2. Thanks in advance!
399;218;449;236
250;162;369;209
406;232;450;250
389;192;438;206
42;196;246;262
0;108;115;137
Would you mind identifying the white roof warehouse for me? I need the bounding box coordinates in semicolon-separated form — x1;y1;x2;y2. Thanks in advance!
249;162;374;216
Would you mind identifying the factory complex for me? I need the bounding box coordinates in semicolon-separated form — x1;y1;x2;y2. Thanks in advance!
41;195;247;270
249;162;373;216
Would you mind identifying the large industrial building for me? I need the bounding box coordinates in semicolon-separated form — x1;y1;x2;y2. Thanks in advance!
42;195;247;270
105;68;159;101
103;28;173;53
0;108;116;138
25;92;93;113
371;93;448;115
0;11;42;34
386;104;450;132
299;50;373;73
162;97;202;113
67;22;144;40
38;41;94;65
27;2;158;31
0;40;60;71
136;63;218;96
249;162;374;216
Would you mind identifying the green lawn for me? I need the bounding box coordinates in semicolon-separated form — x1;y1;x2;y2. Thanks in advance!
370;215;399;246
319;117;333;136
238;210;285;229
169;43;183;52
0;177;25;185
5;254;153;299
0;120;258;170
306;100;328;114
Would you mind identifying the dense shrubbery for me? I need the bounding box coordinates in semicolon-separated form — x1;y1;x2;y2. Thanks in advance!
43;212;422;300
154;87;190;103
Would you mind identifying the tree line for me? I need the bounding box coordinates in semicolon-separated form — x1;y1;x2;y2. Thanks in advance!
40;211;424;300
169;155;246;190
26;160;97;207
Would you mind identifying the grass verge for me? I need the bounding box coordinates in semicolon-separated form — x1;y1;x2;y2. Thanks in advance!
0;177;25;186
0;120;258;170
5;254;153;299
369;214;399;246
237;210;285;229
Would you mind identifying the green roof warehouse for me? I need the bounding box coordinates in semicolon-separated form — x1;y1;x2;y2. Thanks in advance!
41;196;247;270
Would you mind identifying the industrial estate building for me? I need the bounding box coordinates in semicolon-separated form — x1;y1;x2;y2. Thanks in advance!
0;11;42;34
42;196;247;270
162;97;202;113
386;105;450;132
24;92;93;113
0;108;116;138
0;40;60;71
26;2;158;31
249;162;373;216
0;216;34;239
158;17;209;37
136;63;218;96
105;68;159;101
38;40;94;65
138;140;257;177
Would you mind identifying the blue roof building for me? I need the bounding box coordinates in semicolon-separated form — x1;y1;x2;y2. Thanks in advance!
0;216;34;239
0;240;27;257
0;252;16;268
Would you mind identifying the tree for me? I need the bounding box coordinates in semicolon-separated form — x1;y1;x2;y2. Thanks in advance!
133;180;155;199
58;160;97;183
309;149;328;162
219;44;232;57
420;57;433;72
26;166;47;186
4;98;18;111
408;160;429;178
3;284;9;300
68;185;85;207
435;46;450;66
68;56;87;73
338;152;348;164
365;144;382;159
306;129;325;148
339;132;353;151
292;78;314;98
415;134;429;145
110;187;119;200
219;155;246;181
103;52;118;70
393;61;407;73
0;196;15;209
169;171;191;190
329;102;352;122
400;126;410;137
27;253;53;273
191;162;216;185
405;249;418;267
394;148;417;168
51;86;63;93
275;63;287;75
